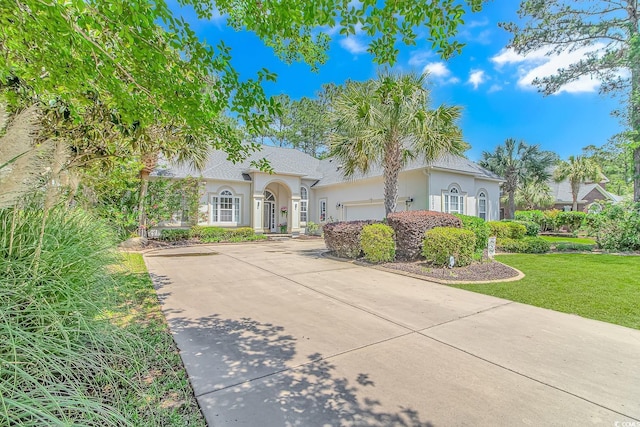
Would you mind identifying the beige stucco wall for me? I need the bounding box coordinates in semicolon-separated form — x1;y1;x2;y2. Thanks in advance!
200;179;252;227
310;168;501;223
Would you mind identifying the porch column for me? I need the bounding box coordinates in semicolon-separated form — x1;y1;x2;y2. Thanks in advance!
291;196;301;235
252;194;264;234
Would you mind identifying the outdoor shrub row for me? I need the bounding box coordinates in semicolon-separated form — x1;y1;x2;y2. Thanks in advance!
515;209;586;233
454;214;490;254
583;201;640;251
387;211;462;260
555;242;594;252
160;226;264;243
360;224;395;263
488;221;526;240
159;228;191;241
497;237;550;254
323;220;380;258
422;227;476;267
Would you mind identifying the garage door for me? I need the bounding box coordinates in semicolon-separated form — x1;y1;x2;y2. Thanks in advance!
344;204;385;221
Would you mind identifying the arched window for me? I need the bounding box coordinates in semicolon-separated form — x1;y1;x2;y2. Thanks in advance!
300;186;308;223
212;189;240;223
477;191;487;220
443;185;464;214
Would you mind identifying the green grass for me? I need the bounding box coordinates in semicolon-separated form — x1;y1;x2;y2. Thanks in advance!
540;235;596;245
111;253;206;426
452;254;640;330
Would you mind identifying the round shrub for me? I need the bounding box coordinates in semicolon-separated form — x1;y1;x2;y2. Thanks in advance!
488;221;511;238
556;211;587;232
323;220;379;258
360;224;396;263
387;210;462;260
454;214;490;254
514;220;540;237
422;227;476;267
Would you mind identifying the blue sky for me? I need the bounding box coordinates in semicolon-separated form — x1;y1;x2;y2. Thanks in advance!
175;0;624;162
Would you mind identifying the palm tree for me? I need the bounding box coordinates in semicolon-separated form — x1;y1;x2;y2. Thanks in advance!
514;179;554;210
329;71;466;216
479;138;556;219
553;155;601;211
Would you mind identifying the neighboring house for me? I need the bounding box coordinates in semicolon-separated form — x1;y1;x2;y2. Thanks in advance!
151;145;503;234
549;173;623;212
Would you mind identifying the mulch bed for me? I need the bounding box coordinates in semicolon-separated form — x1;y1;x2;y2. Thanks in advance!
380;259;520;282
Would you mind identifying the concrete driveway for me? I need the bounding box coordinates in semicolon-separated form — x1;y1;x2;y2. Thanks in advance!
144;239;640;426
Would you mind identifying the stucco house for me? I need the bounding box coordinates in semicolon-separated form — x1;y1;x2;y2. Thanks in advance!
151;145;503;234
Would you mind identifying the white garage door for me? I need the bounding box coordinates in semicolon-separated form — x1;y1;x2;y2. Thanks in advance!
344;204;385;221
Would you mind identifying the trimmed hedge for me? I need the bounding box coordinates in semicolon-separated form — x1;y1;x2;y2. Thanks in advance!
556;211;587;232
360;224;396;263
497;237;550;253
422;227;476;267
488;221;526;239
387;211;462;260
515;210;545;225
555;242;594;252
454;214;490;254
159;228;191;241
190;225;227;240
323;220;379;259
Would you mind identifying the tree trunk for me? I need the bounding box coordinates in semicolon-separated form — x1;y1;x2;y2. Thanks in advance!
383;138;402;217
571;181;580;211
137;152;158;237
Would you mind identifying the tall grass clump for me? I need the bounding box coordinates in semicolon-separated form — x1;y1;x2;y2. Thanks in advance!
0;203;205;426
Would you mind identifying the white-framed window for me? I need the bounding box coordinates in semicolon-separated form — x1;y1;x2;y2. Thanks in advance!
443;185;465;214
319;198;327;222
212;190;240;223
477;191;487;220
300;186;308;223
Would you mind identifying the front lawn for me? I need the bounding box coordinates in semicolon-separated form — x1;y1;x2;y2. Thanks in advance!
539;235;596;245
452;254;640;330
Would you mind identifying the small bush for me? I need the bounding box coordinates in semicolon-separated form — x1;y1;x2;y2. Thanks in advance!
387;211;462;260
227;227;255;238
556;211;587;232
454;214;490;254
159;228;191;241
323;220;379;258
541;209;561;232
555;242;594;252
488;221;526;239
306;221;320;235
583;201;640;251
190;225;226;239
497;237;550;253
515;210;545;225
360;224;396;263
514;220;540;237
422;227;476;267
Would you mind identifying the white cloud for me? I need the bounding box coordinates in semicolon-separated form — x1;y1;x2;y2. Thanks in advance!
491;45;608;94
423;62;450;78
467;17;489;28
420;62;460;85
488;84;503;93
468;69;486;89
339;37;367;55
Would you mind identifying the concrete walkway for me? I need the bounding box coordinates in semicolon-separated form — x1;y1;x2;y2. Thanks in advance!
144;240;640;426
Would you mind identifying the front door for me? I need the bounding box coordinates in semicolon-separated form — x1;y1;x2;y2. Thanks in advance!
264;201;276;232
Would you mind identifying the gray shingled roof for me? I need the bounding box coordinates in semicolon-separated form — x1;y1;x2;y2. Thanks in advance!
313;152;502;187
549;180;622;204
151;145;324;181
151;145;502;185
